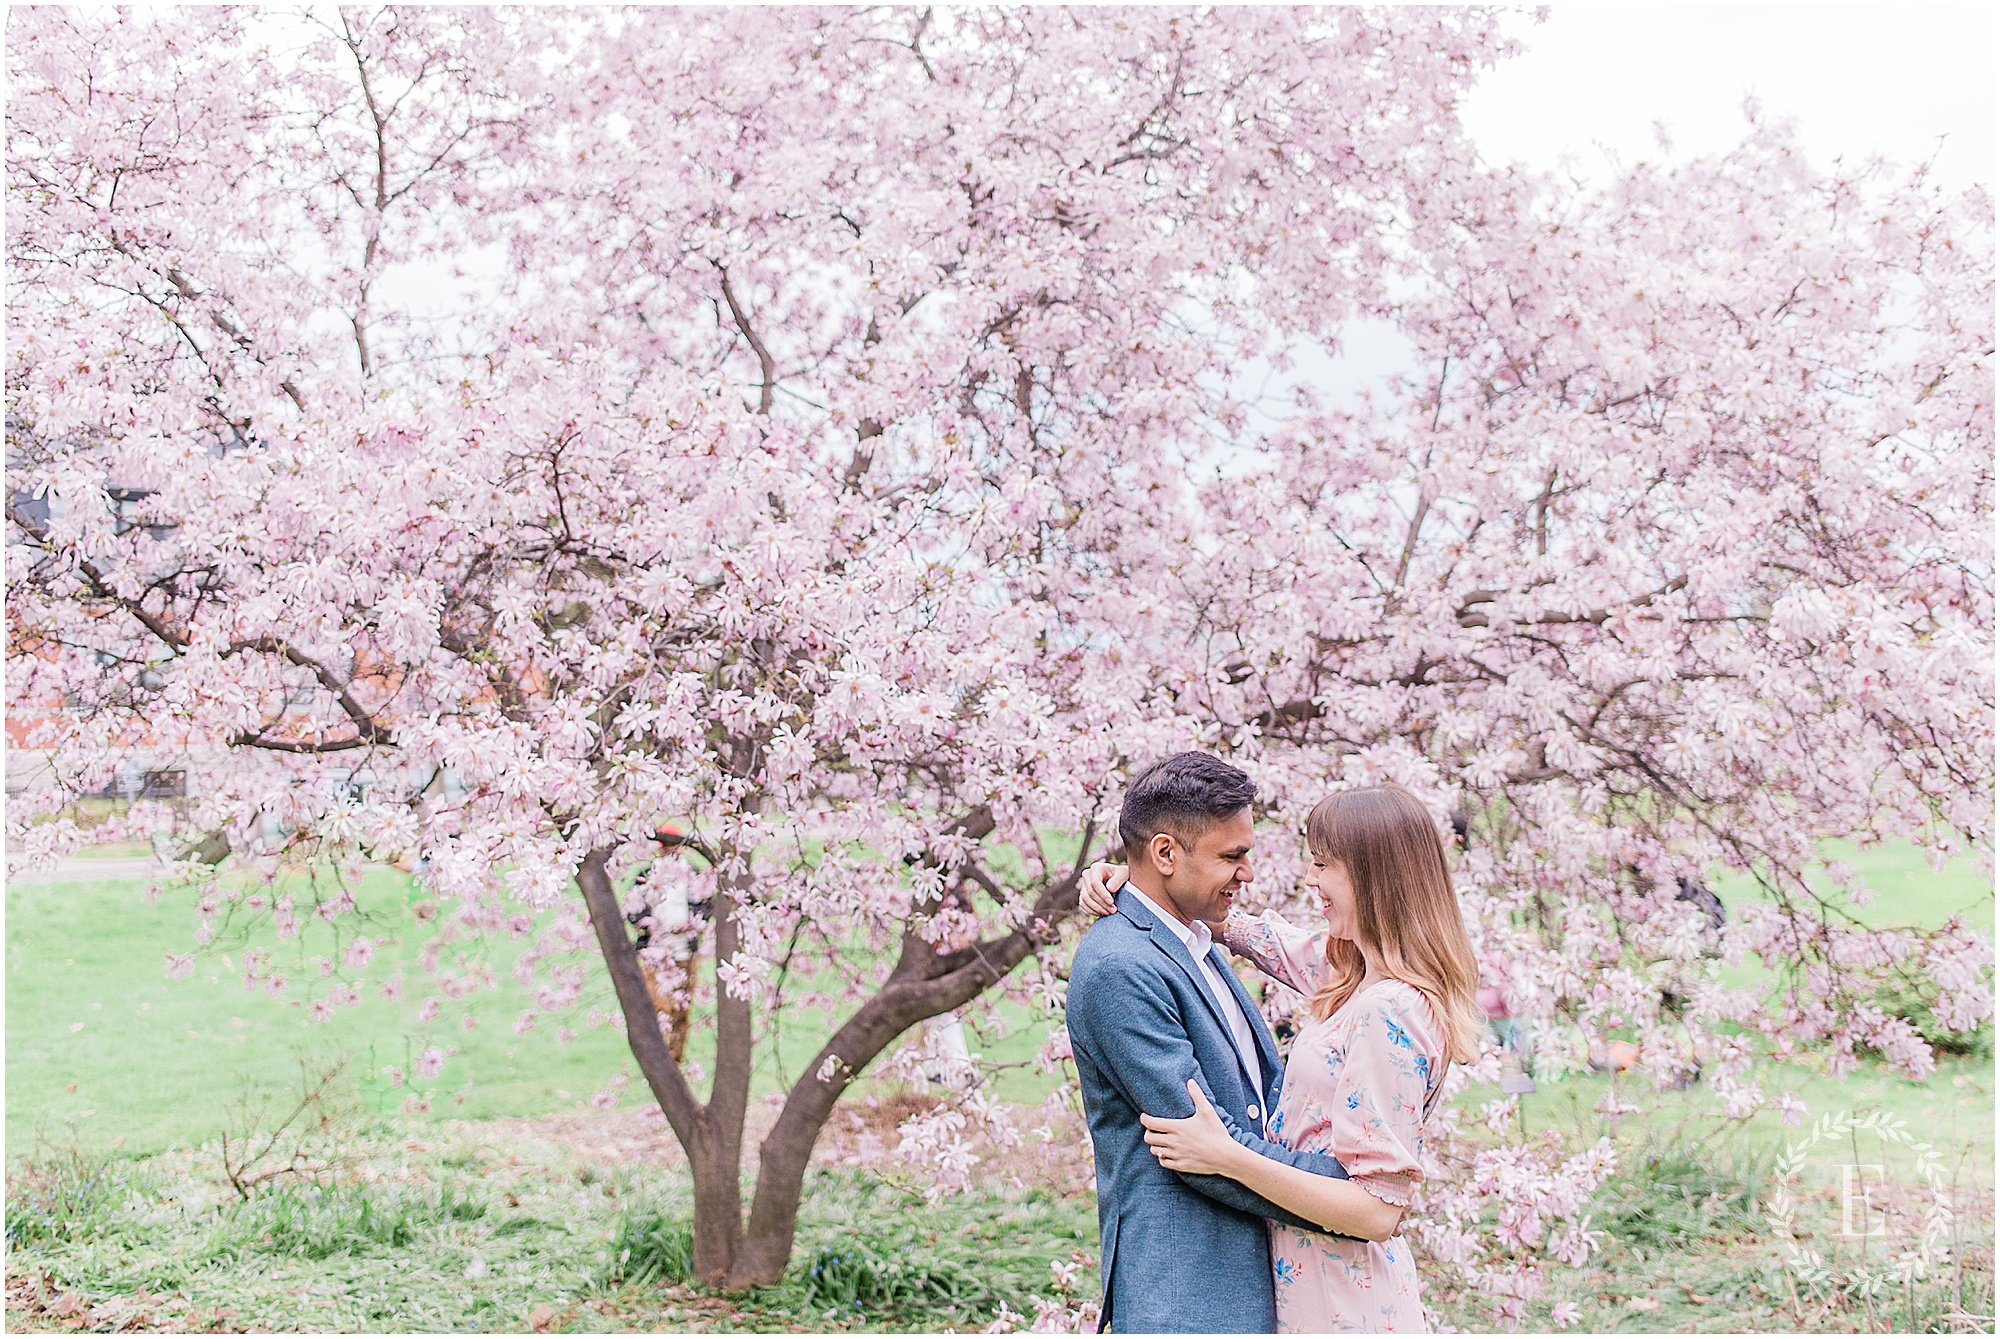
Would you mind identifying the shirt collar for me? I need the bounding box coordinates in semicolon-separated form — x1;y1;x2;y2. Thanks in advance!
1129;887;1214;959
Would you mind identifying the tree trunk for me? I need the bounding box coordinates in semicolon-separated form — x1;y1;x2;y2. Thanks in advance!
576;824;1094;1289
577;849;743;1283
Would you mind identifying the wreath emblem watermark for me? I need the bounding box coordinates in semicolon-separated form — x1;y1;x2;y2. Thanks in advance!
1763;1109;1955;1299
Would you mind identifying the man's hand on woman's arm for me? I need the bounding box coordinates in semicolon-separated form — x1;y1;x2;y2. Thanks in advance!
1142;1080;1406;1242
1066;956;1354;1234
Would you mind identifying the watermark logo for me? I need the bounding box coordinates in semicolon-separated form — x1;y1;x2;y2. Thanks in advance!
1764;1109;1954;1299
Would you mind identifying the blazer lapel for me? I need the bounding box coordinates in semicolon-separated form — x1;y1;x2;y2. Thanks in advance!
1117;891;1258;1095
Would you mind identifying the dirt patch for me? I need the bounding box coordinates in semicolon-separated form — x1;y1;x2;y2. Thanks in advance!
459;1105;703;1171
810;1090;941;1168
451;1092;1096;1194
4;1271;178;1333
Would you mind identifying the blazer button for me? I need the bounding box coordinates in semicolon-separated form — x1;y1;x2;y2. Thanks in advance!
1247;1103;1260;1121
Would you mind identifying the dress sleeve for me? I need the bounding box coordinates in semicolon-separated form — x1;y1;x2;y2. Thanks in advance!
1319;985;1441;1208
1217;909;1331;996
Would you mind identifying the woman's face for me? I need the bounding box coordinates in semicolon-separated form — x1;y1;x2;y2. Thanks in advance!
1306;853;1358;941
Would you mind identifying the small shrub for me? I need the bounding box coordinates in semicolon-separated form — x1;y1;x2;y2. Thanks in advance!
218;1052;364;1199
610;1207;695;1288
4;1149;131;1246
801;1242;995;1310
1593;1137;1771;1250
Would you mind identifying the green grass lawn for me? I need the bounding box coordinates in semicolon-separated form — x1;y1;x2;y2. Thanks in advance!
7;863;637;1154
5;857;1057;1157
6;836;1992;1333
6;836;1989;1155
1712;836;1994;936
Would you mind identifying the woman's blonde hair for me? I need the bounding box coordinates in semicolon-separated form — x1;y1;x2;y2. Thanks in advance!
1305;785;1484;1065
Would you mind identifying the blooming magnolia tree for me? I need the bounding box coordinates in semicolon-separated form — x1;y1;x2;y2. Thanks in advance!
8;4;1991;1319
6;5;1519;1293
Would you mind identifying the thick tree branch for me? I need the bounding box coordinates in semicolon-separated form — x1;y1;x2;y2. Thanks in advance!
223;637;393;747
576;848;707;1148
1456;575;1689;629
715;266;777;415
743;822;1100;1263
9;501;192;652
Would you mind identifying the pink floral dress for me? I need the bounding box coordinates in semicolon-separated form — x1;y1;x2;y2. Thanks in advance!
1221;910;1447;1334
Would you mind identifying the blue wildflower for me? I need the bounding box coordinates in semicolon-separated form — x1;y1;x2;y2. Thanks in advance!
1385;1017;1413;1049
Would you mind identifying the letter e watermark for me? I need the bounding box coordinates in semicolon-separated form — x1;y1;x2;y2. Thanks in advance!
1841;1164;1887;1237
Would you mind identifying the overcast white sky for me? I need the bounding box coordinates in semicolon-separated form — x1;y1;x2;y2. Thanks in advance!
1278;5;1995;411
1462;6;1994;191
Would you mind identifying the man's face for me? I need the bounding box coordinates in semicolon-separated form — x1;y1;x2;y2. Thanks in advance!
1156;807;1256;926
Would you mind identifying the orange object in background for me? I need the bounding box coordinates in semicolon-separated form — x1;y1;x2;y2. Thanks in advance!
1590;1040;1641;1072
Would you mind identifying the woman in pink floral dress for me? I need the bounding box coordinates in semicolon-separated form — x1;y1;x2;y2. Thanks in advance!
1081;785;1484;1333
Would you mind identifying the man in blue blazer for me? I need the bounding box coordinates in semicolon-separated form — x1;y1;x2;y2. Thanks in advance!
1067;752;1350;1333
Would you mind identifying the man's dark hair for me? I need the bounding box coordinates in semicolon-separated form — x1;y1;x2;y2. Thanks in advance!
1117;752;1256;859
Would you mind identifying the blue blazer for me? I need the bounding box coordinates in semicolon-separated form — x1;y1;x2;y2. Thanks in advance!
1067;888;1351;1334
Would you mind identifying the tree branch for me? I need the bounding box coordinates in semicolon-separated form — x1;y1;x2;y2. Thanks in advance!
715;266;777;415
577;848;708;1148
1456;575;1689;629
223;637;392;747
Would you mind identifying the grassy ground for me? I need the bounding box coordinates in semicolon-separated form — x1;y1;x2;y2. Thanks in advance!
1712;837;1993;938
6;856;1065;1158
6;839;1993;1332
4;1076;1989;1334
9;837;1986;1155
6;1118;1099;1333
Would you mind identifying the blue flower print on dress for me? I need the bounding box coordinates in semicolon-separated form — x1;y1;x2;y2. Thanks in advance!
1218;916;1439;1332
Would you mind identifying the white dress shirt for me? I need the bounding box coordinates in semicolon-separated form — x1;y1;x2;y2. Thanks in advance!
1129;887;1263;1099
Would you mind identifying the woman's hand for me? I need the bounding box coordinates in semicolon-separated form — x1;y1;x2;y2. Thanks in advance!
1077;862;1129;918
1140;1079;1245;1177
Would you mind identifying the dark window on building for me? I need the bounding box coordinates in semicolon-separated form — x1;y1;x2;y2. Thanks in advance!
141;770;187;799
8;489;53;531
108;487;175;541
